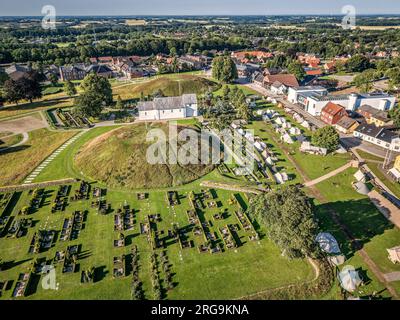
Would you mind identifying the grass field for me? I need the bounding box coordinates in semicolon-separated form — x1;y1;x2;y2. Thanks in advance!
366;162;400;199
112;75;219;101
0;182;315;300
311;168;400;296
0;129;76;186
245;104;351;183
0;134;23;149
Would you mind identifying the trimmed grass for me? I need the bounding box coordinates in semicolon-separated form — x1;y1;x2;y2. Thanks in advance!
311;168;400;296
112;75;219;101
0;128;76;186
357;150;384;162
367;162;400;199
0;134;23;149
74;123;215;189
0;185;314;300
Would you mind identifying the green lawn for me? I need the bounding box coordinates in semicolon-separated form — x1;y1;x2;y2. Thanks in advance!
0;128;77;186
311;168;400;296
0;184;314;300
366;162;400;199
356;150;384;162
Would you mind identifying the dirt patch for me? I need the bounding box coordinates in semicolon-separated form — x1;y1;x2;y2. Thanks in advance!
0;115;47;134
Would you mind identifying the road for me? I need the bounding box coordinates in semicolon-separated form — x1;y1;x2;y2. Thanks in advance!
245;82;399;159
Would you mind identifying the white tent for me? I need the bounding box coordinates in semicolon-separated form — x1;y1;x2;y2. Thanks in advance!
338;265;363;293
353;181;370;195
354;170;366;183
254;141;266;152
265;157;275;166
282;122;292;129
387;246;400;264
300;120;311;129
316;232;341;254
274;172;284;184
282;133;294;144
289;127;301;135
329;255;346;266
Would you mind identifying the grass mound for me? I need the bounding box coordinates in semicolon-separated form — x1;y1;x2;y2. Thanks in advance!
75;123;215;189
112;75;219;100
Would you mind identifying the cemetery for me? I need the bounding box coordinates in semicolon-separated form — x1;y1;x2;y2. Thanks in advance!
0;181;317;300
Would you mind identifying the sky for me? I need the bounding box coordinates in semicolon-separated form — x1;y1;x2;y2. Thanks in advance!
1;0;400;16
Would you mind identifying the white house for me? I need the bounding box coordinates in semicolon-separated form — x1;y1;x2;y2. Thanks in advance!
353;123;400;151
270;81;288;95
137;94;198;121
287;86;328;104
300;92;396;117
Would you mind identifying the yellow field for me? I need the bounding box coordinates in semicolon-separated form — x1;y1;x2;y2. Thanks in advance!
125;19;147;26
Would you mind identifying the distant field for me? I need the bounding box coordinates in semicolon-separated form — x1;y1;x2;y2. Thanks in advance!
0;128;76;186
125;19;147;26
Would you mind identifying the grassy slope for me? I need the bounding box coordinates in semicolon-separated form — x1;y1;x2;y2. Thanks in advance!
75;123;215;189
0;128;76;186
0;134;23;149
112;75;219;100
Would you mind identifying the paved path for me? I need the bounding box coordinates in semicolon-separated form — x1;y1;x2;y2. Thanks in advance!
23;129;88;184
384;272;400;282
368;190;400;229
304;161;356;187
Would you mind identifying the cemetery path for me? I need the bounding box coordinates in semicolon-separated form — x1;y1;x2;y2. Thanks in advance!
303;161;355;187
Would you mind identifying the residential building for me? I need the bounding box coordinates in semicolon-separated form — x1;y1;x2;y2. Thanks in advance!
287;86;327;104
388;156;400;182
334;116;359;134
251;71;264;86
5;64;30;81
137;94;198;121
263;74;299;88
353;123;400;151
320;102;347;125
270;81;288;95
86;64;113;78
59;64;86;81
357;105;392;127
302;92;396;117
231;51;273;63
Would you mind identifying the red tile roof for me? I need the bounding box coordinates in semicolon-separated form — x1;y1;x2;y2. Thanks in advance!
322;102;345;116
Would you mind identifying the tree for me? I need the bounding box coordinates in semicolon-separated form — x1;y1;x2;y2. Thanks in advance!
389;105;400;127
116;95;124;109
21;74;42;103
212;56;238;83
3;79;23;104
311;126;340;153
386;67;400;91
48;73;58;86
76;73;113;117
287;60;306;81
0;70;9;86
80;73;113;105
353;69;375;92
346;54;370;72
63;80;77;97
75;90;104;118
248;186;319;259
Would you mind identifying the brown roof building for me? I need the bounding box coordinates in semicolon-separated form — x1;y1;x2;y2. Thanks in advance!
263;74;299;88
320;102;347;125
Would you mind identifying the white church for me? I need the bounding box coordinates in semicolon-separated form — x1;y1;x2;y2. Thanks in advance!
137;94;198;121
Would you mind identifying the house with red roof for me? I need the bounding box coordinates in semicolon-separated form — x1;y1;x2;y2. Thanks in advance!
320;102;347;125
